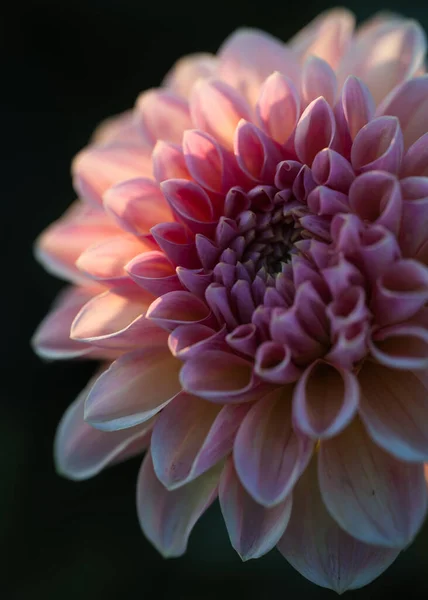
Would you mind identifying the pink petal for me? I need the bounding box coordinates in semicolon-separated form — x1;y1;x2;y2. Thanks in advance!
103;177;173;235
351;116;403;174
292;360;359;439
179;350;259;402
294;97;336;166
339;19;426;104
151;221;200;269
377;76;428;149
168;324;227;359
84;348;182;431
76;234;147;286
307;186;349;216
359;362;428;461
35;202;120;283
72;144;152;206
91;110;147;146
301;56;337;107
319;417;428;547
136;89;192;145
218;28;299;105
234;120;284;182
312;148;355;193
190;78;252;149
152;393;249;489
146;290;213;331
219;458;292;560
163;52;217;98
70;289;158;350
401;133;428;177
371;259;428;326
54;375;154;480
278;456;399;593
32;286;100;359
125;251;182;296
256;72;300;145
160;179;215;236
399;176;428;257
357;225;401;282
289;8;355;68
152;141;191;182
341;75;375;141
226;323;259;357
369;324;428;370
325;322;369;369
136;451;221;557
254;341;301;384
349;171;402;235
234;386;313;507
326;285;369;337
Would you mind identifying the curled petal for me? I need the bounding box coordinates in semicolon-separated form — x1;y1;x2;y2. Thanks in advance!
151;222;199;269
325;322;369;369
136;451;221;557
293;360;359;439
307;186;349;216
146;290;213;331
256;72;300;144
254;341;301;384
351;117;403;174
152;141;190;182
341;75;375;141
180;350;258;402
377;76;428;149
176;267;212;299
312;148;355;193
319;417;428;547
234;120;284;182
190;78;252;149
369;324;428;370
205;282;239;329
218;28;299;104
326;285;370;337
401;133;428;177
152;394;249;489
168;324;227;359
104;178;173;235
278;456;399;594
55;376;154;480
72;144;152;206
220;458;292;560
161;179;215;236
274;160;302;189
301;56;337;107
136;89;192;145
84;348;182;431
349;171;402;234
32;286;100;359
359;362;428;461
371;259;428;326
70;289;156;349
295;97;336;166
163;52;217;98
399;176;428;257
234;386;313;507
358;225;401;282
226;323;259;357
125;251;182;296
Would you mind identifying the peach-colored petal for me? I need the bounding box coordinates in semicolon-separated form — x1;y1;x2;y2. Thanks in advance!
163;53;217;98
294;97;336;166
301;56;337;107
135;89;192;145
256;72;300;145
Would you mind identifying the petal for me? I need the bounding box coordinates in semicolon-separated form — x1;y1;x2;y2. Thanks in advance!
190;78;252;149
341;75;375;141
136;451;221;557
152;141;191;183
319;417;428;547
254;341;301;384
256;72;300;145
301;57;337;107
218;28;299;105
351;117;403;174
160;179;215;236
136;89;192;145
359;362;428;461
399;176;428;257
234;386;313;507
294;97;336;166
220;458;292;560
32;286;100;359
54;376;154;480
125;251;182;296
152;393;249;489
401;133;428;177
163;52;217;98
84;348;182;431
146;290;213;331
234;120;284;182
278;456;399;594
369;324;428;370
103;177;173;235
70;289;158;350
312;148;355;193
72;144;152;205
151;221;200;269
292;360;359;439
168;324;227;359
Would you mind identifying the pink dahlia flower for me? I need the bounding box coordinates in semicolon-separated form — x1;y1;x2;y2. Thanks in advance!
33;8;428;593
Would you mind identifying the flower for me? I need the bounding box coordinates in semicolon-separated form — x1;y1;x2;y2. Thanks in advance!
32;8;428;593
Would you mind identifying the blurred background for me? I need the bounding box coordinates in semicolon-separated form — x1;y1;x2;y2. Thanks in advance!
3;1;428;598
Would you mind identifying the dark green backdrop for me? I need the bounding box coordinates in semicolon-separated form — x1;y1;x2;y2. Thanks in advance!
2;1;428;598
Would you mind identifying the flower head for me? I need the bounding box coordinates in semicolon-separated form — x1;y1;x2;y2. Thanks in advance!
33;8;428;593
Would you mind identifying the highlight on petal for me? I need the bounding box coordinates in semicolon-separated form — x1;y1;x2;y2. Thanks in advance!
234;386;313;507
125;251;182;296
84;348;182;431
183;129;230;193
292;360;359;439
54;376;154;481
151;393;249;489
136;451;222;557
220;458;292;561
341;75;375;141
234;120;284;182
295;97;336;166
256;72;300;144
359;361;428;461
278;456;400;594
32;286;100;359
160;179;215;235
351;116;403;174
163;52;217;98
146;290;213;331
136;89;192;145
152;141;190;182
301;56;337;107
319;417;428;548
369;324;428;370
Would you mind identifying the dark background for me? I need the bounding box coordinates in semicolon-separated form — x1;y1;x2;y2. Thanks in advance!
3;1;428;598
